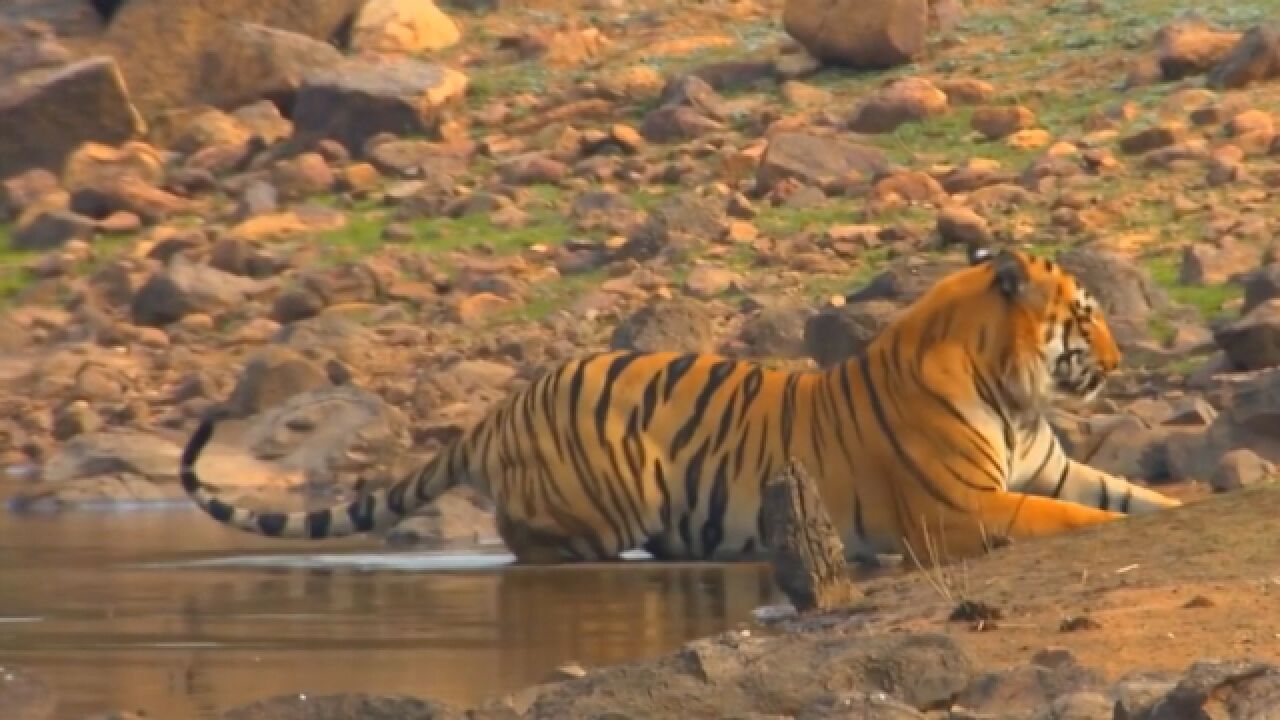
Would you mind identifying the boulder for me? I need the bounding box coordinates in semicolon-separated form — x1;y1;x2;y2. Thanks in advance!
1054;247;1170;348
131;255;261;327
1242;263;1280;315
524;631;974;717
1155;17;1242;81
1207;24;1280;90
350;0;461;55
610;297;716;353
0;57;144;179
848;76;948;133
756;131;889;193
291;56;469;155
617;194;726;262
10;209;95;251
804;300;901;367
99;0;366;117
194;22;346;111
1215;298;1280;371
782;0;928;69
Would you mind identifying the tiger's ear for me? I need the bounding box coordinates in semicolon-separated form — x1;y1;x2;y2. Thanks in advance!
991;250;1027;299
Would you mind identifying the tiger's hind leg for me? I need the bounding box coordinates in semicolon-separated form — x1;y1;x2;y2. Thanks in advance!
495;511;630;564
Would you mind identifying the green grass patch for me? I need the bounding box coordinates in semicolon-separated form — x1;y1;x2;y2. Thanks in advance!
755;201;864;237
0;225;37;305
1144;254;1243;321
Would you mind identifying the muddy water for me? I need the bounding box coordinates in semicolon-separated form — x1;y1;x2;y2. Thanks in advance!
0;497;786;719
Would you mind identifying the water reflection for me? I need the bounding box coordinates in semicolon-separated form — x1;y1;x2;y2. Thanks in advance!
0;503;781;719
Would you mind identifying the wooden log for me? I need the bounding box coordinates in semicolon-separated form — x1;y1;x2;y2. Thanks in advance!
761;457;861;613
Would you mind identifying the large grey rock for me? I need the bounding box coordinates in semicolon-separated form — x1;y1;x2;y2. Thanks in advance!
221;692;463;720
1054;248;1170;348
1215;298;1280;371
194;22;346;110
130;255;261;327
1207;24;1280;89
0;57;144;179
99;0;366;117
523;631;975;718
782;0;928;69
756;131;889;193
611;297;717;353
291;57;469;155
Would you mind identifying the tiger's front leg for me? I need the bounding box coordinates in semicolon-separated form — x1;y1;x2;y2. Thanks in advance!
899;491;1123;568
1011;419;1181;514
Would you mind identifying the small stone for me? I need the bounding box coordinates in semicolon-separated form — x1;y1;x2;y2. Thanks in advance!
780;80;833;106
609;123;644;153
52;400;101;441
338;162;382;193
452;292;511;327
1006;128;1051;150
936;77;994;104
272;152;335;199
1211;448;1275;492
848;76;948;133
12;209;96;250
971;105;1036;140
1119;124;1185;154
936;206;991;247
725;220;759;243
1227;109;1274;137
684;264;736;298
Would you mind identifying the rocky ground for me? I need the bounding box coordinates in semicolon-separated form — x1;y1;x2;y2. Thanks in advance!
4;0;1280;717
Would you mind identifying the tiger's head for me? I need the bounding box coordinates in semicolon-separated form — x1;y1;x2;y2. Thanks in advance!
965;246;1120;407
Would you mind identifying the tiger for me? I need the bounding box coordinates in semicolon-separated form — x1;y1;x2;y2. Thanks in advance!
179;247;1182;567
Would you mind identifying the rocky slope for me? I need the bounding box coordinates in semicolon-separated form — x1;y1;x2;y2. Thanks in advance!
3;0;1280;716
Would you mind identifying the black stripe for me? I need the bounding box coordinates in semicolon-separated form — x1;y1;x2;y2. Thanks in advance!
780;375;800;452
387;482;408;515
738;367;763;426
858;352;963;511
1027;437;1056;487
639;362;662;430
347;496;376;532
208;498;235;523
595;353;642;443
712;385;738;454
662;354;697;401
256;512;288;536
305;508;332;538
654;458;673;533
565;359;628;549
701;453;730;558
181;419;216;471
670;361;736;458
911;380;1004;491
1050;465;1070;498
1096;474;1110;510
838;364;864;443
1120;486;1133;513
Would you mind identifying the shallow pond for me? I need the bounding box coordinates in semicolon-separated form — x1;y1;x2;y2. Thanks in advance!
0;495;785;718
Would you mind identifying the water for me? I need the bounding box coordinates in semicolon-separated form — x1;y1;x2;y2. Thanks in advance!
0;500;783;719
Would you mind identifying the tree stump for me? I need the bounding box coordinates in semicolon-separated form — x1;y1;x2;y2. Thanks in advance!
761;457;861;613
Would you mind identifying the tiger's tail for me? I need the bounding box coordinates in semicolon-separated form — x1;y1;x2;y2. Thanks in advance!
178;416;462;539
